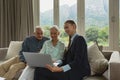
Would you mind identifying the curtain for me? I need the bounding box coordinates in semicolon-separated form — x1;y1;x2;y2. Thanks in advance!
0;0;34;48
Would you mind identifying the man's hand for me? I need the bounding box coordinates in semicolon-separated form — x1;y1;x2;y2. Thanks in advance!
46;64;63;72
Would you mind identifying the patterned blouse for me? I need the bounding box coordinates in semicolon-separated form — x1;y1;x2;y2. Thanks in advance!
40;40;65;61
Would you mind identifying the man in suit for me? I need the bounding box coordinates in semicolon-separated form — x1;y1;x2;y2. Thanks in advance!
34;20;91;80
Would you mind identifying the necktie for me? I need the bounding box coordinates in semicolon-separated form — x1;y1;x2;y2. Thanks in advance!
68;36;71;49
63;36;72;54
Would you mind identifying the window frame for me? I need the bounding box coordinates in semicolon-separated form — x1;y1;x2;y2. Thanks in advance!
33;0;120;51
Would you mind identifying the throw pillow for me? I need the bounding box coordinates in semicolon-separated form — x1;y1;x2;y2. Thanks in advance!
88;43;108;75
6;41;23;59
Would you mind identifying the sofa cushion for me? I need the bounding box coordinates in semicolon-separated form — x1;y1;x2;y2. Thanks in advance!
83;75;107;80
6;41;23;59
0;48;8;60
88;43;108;75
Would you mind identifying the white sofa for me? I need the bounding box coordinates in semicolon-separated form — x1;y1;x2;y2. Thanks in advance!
0;41;120;80
0;41;23;80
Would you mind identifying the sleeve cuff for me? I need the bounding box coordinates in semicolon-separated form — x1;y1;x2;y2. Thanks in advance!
55;60;63;64
61;64;71;72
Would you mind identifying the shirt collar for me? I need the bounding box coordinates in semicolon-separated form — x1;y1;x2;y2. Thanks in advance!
50;39;60;44
71;33;77;41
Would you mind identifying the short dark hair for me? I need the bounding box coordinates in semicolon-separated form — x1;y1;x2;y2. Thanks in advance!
64;20;76;27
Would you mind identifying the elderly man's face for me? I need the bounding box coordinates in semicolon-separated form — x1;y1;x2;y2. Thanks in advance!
34;28;43;40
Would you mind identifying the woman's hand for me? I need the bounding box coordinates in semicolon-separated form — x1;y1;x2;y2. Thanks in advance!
46;64;63;72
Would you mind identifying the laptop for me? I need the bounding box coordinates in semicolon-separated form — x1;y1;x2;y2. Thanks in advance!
23;52;53;67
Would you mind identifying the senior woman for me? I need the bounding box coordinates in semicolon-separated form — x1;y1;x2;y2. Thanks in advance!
19;25;65;80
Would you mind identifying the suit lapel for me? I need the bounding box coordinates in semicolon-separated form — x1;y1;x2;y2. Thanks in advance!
63;35;79;62
67;34;79;51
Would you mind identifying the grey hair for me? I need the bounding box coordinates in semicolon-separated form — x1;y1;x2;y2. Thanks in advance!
50;25;60;32
34;26;44;32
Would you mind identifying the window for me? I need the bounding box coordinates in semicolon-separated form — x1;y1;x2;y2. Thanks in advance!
39;0;53;37
85;0;109;46
59;0;77;45
59;0;77;27
36;0;120;51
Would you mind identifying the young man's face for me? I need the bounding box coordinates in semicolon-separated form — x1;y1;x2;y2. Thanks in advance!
64;23;76;36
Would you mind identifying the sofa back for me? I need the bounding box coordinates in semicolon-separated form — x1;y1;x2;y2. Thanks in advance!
6;41;23;59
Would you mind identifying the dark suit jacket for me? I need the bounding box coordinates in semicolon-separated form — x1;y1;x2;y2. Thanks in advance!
61;35;91;80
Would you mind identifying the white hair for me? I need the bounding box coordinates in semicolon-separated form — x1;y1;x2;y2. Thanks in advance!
50;25;59;32
34;26;44;32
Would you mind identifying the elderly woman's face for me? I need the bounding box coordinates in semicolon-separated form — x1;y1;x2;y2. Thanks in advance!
50;29;59;40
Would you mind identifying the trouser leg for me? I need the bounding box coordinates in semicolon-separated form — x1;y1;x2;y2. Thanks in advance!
34;67;68;80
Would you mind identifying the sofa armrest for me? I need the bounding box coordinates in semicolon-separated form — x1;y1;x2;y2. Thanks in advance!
108;51;120;80
0;48;8;60
102;51;113;60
